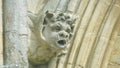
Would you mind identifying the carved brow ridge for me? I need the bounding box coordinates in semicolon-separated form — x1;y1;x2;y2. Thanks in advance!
57;23;62;27
57;23;70;31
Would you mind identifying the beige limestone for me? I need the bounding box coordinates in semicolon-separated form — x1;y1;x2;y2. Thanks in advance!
108;36;120;68
0;0;119;68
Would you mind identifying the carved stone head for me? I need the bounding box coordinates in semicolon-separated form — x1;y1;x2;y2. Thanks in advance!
42;11;76;48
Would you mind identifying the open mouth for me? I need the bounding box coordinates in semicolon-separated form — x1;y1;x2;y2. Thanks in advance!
57;40;66;45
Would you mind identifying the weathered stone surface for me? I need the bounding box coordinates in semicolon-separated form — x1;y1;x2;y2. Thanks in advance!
0;0;3;65
108;36;120;68
3;0;28;68
0;0;119;68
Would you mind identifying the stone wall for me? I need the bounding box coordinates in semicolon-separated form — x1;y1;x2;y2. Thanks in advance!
0;0;3;65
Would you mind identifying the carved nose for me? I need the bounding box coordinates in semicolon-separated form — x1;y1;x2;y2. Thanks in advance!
59;33;68;38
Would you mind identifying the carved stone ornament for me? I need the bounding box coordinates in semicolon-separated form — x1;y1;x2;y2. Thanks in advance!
27;10;76;67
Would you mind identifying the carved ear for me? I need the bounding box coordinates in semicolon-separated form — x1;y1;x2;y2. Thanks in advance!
43;10;55;25
28;11;37;22
45;10;54;18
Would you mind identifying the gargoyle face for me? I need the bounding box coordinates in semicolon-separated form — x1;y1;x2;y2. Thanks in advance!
42;11;76;48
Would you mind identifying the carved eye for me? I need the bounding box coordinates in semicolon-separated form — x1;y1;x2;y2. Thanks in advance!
55;26;61;31
66;28;71;33
66;20;72;24
57;16;65;21
65;16;70;19
59;13;63;16
61;17;65;21
67;20;71;23
51;25;61;32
